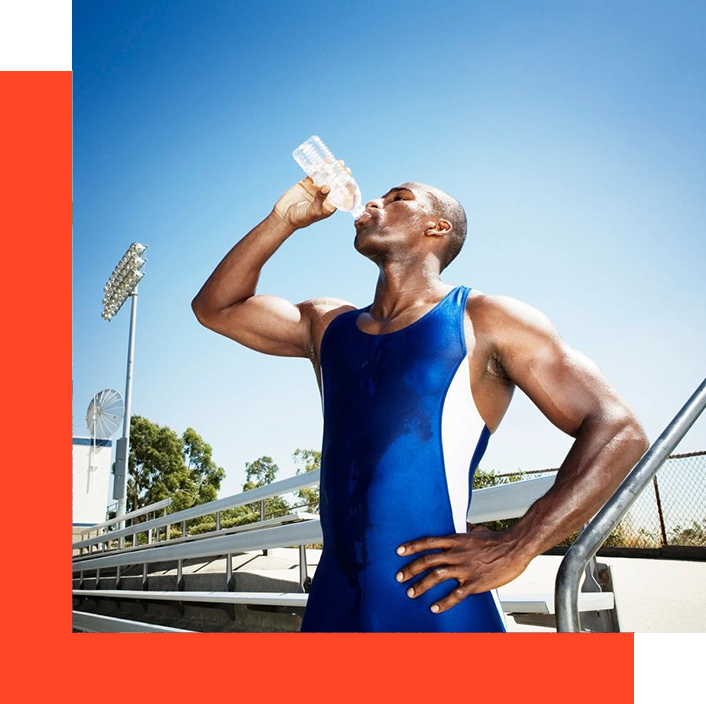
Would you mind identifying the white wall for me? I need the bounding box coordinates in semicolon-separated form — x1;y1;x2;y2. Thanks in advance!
72;437;113;525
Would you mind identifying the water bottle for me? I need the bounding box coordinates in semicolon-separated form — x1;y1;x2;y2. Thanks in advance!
293;135;365;218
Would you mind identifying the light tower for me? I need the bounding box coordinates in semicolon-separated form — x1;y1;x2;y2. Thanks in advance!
102;242;147;524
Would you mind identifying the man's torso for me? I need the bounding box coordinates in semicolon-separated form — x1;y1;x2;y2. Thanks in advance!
306;286;515;435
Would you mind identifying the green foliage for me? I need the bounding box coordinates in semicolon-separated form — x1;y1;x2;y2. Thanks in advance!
669;519;706;546
292;448;323;548
293;447;321;514
472;466;527;491
241;455;292;520
116;415;225;515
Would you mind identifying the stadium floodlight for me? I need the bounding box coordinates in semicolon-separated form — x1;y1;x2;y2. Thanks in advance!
101;242;147;527
102;242;147;320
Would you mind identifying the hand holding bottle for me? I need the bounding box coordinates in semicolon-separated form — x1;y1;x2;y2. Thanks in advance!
292;136;365;218
271;160;352;230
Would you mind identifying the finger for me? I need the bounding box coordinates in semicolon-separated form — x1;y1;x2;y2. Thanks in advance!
403;565;462;600
338;159;345;166
345;167;351;174
430;582;473;614
396;534;458;556
316;185;331;201
395;549;458;582
299;178;318;199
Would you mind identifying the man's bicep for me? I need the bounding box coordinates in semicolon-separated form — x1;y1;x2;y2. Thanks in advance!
492;296;627;437
193;294;314;358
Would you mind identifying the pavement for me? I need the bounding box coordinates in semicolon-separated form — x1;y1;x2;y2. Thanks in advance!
498;554;706;633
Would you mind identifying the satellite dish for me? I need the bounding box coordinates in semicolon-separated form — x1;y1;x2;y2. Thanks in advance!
86;388;124;439
85;389;124;492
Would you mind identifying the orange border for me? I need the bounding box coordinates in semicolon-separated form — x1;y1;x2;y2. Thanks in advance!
0;70;632;698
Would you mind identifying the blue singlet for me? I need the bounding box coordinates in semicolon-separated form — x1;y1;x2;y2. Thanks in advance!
300;284;508;632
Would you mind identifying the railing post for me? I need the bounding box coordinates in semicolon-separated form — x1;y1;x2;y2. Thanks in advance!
260;500;267;556
298;544;310;592
182;520;187;539
216;512;221;531
226;553;234;591
652;476;668;546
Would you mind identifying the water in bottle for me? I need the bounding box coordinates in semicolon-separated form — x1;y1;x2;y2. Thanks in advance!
293;135;365;218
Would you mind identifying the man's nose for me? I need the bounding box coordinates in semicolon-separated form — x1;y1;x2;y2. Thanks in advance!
366;198;384;210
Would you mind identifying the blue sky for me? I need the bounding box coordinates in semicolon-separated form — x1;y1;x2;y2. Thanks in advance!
73;0;705;502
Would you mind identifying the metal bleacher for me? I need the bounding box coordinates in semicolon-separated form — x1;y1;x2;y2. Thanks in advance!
72;470;618;632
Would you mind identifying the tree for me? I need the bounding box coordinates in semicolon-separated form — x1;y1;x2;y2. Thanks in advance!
182;427;225;507
240;455;291;519
292;447;320;513
116;415;225;515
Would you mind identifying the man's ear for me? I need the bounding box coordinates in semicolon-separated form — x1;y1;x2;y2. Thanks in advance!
425;219;452;236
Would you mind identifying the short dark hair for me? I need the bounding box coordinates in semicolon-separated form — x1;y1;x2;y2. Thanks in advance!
402;182;467;272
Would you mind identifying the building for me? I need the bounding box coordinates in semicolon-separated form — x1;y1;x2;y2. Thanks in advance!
72;436;113;542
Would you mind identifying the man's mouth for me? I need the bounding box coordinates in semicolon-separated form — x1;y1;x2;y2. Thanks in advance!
354;211;377;227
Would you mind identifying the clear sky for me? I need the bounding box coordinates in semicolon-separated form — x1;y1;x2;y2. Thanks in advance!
73;0;705;502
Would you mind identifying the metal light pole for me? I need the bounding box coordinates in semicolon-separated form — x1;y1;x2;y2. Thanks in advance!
102;243;147;526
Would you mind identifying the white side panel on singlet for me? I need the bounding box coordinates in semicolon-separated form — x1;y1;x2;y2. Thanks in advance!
441;355;508;629
440;352;487;534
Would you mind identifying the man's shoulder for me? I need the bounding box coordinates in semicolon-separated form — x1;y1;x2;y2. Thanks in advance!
301;296;359;325
300;297;359;357
465;289;558;343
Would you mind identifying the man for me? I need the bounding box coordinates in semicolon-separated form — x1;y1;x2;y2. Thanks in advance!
191;165;650;632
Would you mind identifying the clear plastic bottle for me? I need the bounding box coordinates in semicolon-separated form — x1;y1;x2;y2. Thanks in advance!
293;135;364;218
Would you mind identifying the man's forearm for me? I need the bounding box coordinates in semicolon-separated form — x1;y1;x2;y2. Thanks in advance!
504;412;650;562
192;211;296;315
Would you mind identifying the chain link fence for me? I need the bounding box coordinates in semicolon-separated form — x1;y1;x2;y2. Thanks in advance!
475;451;705;558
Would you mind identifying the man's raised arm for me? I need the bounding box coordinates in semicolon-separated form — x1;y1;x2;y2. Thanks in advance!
487;294;651;560
191;164;348;358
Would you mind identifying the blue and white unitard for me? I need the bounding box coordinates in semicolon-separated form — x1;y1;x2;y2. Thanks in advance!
300;285;508;632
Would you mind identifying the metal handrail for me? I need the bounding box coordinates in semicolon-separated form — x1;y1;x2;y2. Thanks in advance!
467;475;557;523
71;510;318;563
77;498;171;537
72;471;321;552
555;377;706;632
72;519;322;572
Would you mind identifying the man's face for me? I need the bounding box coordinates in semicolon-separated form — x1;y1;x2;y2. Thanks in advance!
353;182;437;261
